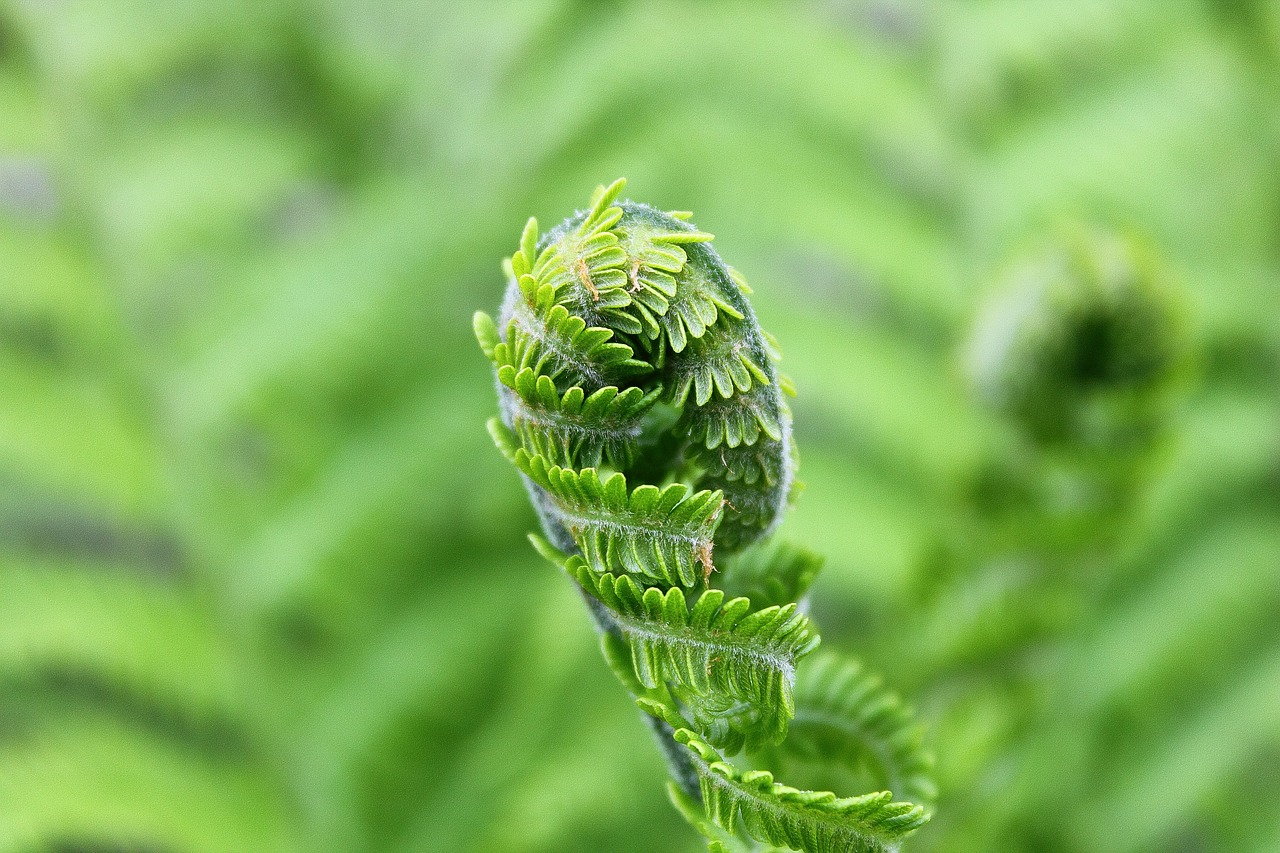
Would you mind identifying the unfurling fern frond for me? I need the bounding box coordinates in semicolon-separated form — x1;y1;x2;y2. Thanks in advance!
532;535;819;750
783;653;938;810
674;727;928;853
476;180;933;852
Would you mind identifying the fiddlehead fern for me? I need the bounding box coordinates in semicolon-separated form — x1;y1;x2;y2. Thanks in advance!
475;179;933;852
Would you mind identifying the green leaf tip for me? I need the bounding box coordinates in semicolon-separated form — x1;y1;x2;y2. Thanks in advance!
589;177;627;212
473;311;499;360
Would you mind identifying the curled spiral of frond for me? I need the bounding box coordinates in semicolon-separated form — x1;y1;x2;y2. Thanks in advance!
476;180;932;852
479;177;794;556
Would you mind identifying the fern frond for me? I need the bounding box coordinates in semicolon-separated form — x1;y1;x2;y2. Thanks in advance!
478;180;931;851
669;781;793;853
783;653;937;809
479;178;796;552
561;553;820;748
489;345;660;469
668;324;772;407
484;302;651;390
684;390;786;452
527;183;640;334
627;222;739;351
511;447;724;587
674;728;928;853
693;435;797;551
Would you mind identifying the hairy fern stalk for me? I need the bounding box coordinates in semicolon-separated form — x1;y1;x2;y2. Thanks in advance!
475;180;934;853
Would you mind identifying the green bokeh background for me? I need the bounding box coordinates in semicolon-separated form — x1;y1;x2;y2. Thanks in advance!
2;1;1278;851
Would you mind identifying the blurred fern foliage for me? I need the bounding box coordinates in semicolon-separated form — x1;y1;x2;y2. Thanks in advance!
1;1;1277;852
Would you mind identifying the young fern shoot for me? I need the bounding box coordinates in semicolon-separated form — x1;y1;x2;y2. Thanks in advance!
475;179;934;853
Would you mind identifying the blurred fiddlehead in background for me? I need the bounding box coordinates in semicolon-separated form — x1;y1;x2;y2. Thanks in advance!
898;226;1192;851
969;226;1187;456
